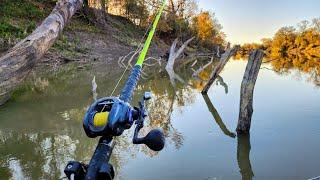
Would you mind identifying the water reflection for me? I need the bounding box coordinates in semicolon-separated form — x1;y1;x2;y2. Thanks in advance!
0;131;81;179
236;50;320;87
237;134;254;180
216;75;228;94
0;63;191;178
0;55;319;179
202;94;235;138
140;75;187;149
269;56;320;86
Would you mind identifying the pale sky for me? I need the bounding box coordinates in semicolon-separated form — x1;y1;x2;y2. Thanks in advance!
198;0;320;44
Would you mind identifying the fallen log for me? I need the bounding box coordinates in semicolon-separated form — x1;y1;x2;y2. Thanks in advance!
236;49;264;134
201;46;239;94
0;0;84;105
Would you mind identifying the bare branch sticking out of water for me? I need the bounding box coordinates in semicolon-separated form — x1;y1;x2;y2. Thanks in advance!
118;51;135;68
144;57;162;67
92;76;97;101
117;50;161;80
192;55;215;78
216;46;221;58
191;60;198;67
201;46;239;94
166;37;195;87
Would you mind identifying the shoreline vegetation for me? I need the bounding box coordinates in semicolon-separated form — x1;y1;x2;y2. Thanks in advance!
0;0;319;103
0;0;226;55
0;0;227;105
235;18;320;86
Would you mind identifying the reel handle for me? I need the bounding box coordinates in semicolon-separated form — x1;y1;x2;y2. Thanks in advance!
132;92;165;151
133;128;165;151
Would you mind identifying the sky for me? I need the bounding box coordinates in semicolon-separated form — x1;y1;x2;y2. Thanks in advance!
198;0;320;44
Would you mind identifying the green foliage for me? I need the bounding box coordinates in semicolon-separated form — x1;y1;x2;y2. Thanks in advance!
0;0;43;19
66;18;101;33
0;21;24;38
235;18;320;84
236;18;320;60
107;14;144;46
124;0;148;23
0;0;55;39
11;84;33;101
52;34;89;58
190;11;225;47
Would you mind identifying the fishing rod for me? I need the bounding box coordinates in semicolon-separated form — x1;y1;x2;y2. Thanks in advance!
64;0;167;179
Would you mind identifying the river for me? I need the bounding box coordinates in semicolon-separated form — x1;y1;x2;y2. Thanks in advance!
0;58;319;179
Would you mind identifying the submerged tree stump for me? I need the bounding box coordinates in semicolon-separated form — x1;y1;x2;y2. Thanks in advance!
236;49;264;134
201;46;239;94
0;0;83;105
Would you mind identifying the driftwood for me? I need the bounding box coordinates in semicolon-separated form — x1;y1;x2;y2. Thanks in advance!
117;49;161;80
166;37;194;86
237;134;254;180
236;49;264;134
201;46;239;94
0;0;83;105
202;94;236;138
92;76;98;101
190;60;197;67
192;55;214;77
216;46;220;58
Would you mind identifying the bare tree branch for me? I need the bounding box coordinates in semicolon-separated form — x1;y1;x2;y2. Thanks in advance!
166;37;194;86
201;46;239;94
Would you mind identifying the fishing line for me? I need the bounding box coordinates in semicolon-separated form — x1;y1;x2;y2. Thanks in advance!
109;5;161;97
99;4;162;113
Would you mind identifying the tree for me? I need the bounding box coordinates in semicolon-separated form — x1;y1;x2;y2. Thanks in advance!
297;20;309;32
312;18;320;32
191;11;224;46
123;0;148;25
270;26;296;58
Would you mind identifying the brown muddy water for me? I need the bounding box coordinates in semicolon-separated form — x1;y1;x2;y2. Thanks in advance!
0;59;319;180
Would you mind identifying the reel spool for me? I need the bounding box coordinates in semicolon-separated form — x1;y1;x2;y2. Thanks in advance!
83;97;136;138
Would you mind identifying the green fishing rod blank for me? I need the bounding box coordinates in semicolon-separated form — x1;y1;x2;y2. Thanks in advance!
136;0;167;67
120;0;167;102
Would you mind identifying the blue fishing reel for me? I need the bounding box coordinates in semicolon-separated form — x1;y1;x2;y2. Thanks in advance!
82;92;165;151
83;97;137;138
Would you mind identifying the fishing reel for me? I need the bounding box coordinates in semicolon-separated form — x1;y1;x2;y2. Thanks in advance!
83;96;135;137
83;92;165;151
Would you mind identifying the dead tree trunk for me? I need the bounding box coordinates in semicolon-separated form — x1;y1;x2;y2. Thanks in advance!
0;0;83;105
166;37;194;86
236;49;264;134
201;46;239;94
